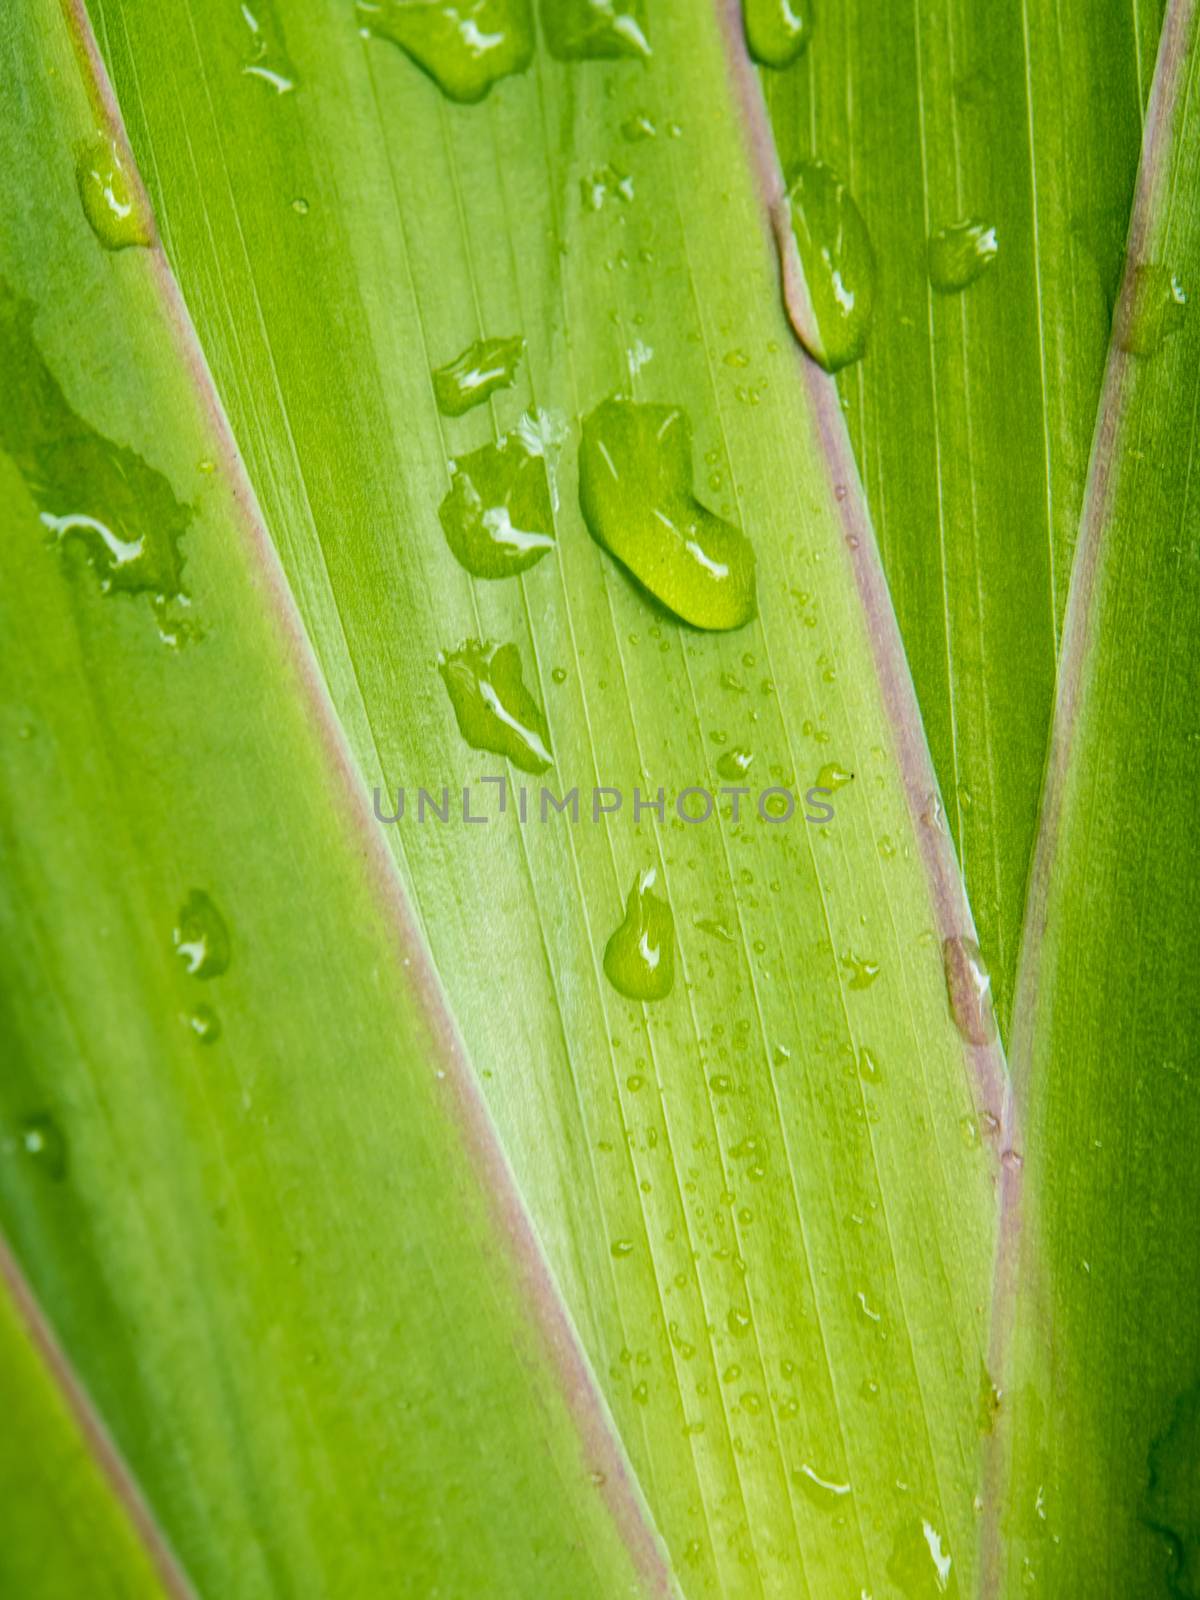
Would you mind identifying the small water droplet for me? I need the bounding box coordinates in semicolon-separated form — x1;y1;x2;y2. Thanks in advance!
438;639;552;772
579;398;756;630
581;164;634;210
173;891;232;979
727;1306;751;1336
694;917;735;945
740;1390;763;1415
17;1113;67;1181
816;762;854;791
611;1237;635;1257
716;746;754;780
632;1379;649;1404
356;0;534;101
0;282;191;615
240;2;298;93
744;0;813;67
620;111;656;141
1118;262;1188;354
432;334;523;416
927;219;999;292
291;196;309;215
858;1046;881;1082
959;1113;981;1149
888;1516;955;1596
793;1463;852;1509
440;434;554;577
551;665;568;684
604;867;674;1001
1001;1148;1024;1172
185;1003;222;1045
541;0;650;59
942;935;997;1045
842;953;880;990
76;134;153;250
783;161;875;372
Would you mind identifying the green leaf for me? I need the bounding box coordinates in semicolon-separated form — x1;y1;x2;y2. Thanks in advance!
996;2;1200;1590
1;0;1011;1593
755;0;1164;1024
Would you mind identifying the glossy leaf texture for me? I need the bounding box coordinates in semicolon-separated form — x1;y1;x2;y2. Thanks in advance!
995;1;1200;1591
0;0;1010;1595
754;0;1164;1026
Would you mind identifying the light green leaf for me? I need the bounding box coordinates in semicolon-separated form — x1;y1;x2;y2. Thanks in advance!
997;2;1200;1590
756;0;1164;1023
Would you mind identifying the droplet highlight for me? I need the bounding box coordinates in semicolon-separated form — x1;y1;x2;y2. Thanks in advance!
942;935;997;1045
604;867;674;1001
744;0;812;67
173;891;232;980
578;398;756;630
0;281;191;614
438;639;552;772
927;219;999;293
541;0;650;60
783;161;875;372
1118;262;1188;355
440;433;554;577
356;0;534;101
76;134;153;251
433;334;524;416
17;1113;68;1182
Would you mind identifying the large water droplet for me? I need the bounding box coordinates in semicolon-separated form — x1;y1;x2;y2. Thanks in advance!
17;1113;68;1181
604;867;674;1001
541;0;650;60
0;281;191;611
942;935;997;1045
438;639;552;772
888;1517;957;1596
793;1463;851;1510
240;2;298;93
927;219;999;293
76;134;153;251
784;161;875;372
1118;262;1188;355
578;398;756;630
433;334;524;416
173;891;232;979
440;434;554;577
744;0;812;67
356;0;534;101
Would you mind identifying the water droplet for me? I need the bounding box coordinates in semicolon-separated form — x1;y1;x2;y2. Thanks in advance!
433;334;524;416
611;1237;635;1257
541;0;650;59
942;936;997;1045
185;1004;222;1045
744;0;812;67
793;1463;852;1509
0;281;191;612
581;164;635;210
784;161;875;372
438;639;552;772
76;134;153;250
842;953;880;990
716;746;754;780
927;219;999;293
439;434;554;577
816;762;854;792
604;867;674;1001
579;398;756;630
858;1046;881;1082
551;665;568;684
240;2;298;93
632;1379;649;1405
620;112;656;141
888;1516;956;1596
695;917;735;945
1146;1380;1200;1595
740;1390;763;1415
356;0;534;101
1118;262;1188;354
173;891;232;979
959;1114;981;1149
727;1306;751;1336
17;1113;67;1181
291;197;309;215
